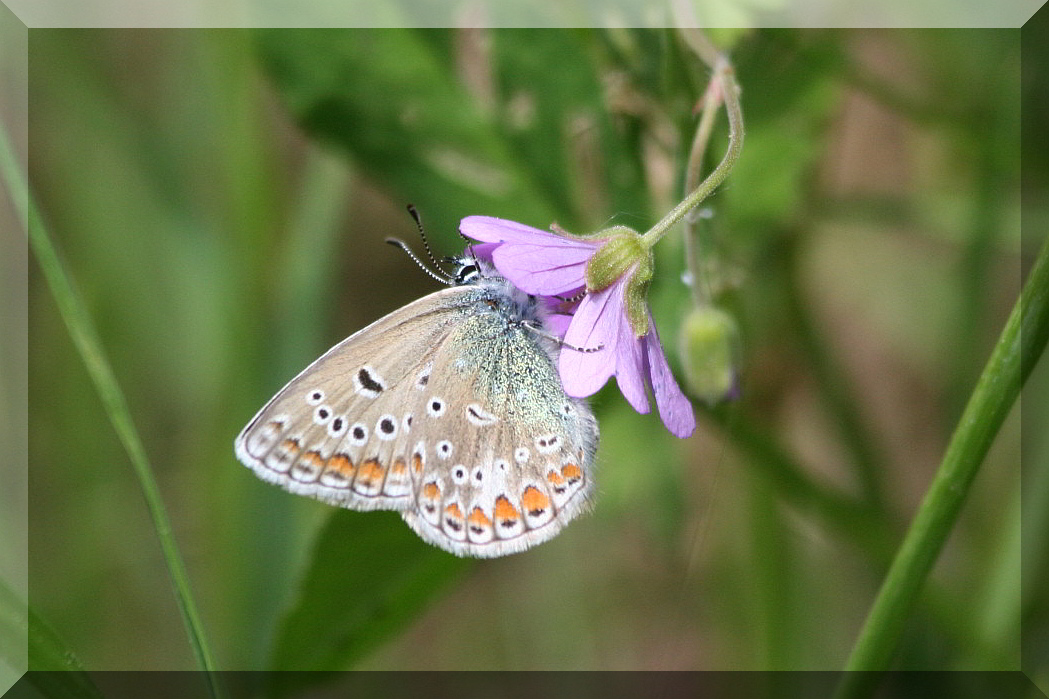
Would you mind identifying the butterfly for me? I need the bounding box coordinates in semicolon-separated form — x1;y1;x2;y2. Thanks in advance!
234;242;599;558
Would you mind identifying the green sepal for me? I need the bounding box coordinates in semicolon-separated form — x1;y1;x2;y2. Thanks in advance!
584;226;646;291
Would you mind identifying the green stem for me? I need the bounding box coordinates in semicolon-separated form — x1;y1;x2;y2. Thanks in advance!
641;54;744;248
0;124;225;696
681;75;723;307
835;235;1049;698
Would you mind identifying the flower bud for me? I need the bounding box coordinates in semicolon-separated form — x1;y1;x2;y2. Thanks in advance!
678;305;740;404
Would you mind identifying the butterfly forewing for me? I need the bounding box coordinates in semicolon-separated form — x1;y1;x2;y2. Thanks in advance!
235;286;476;511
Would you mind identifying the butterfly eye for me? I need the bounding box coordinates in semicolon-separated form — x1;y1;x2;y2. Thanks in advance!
455;263;478;283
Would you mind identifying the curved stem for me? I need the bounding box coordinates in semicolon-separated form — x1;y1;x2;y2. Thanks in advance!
834;235;1049;698
682;77;723;307
641;54;744;248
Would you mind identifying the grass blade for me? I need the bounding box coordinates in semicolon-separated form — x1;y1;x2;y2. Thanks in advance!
835;234;1049;698
0;121;225;697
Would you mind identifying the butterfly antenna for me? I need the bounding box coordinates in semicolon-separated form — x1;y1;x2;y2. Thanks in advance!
385;238;455;286
456;228;480;267
406;204;455;275
521;320;603;353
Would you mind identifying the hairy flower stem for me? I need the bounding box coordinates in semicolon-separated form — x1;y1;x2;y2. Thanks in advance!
640;54;744;249
682;74;725;307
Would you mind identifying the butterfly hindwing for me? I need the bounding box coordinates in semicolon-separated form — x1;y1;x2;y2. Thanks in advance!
400;282;598;557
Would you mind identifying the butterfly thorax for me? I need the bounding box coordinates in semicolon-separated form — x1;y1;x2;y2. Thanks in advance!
455;257;547;333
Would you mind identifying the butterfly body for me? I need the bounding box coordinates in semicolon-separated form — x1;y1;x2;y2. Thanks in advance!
235;261;599;558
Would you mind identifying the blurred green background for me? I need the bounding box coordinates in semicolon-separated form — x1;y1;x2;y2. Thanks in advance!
21;25;1047;687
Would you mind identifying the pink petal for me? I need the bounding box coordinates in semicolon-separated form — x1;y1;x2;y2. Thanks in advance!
643;320;696;438
491;243;592;295
559;285;619;397
543;312;573;338
467;242;498;264
461;216;570;245
613;303;650;415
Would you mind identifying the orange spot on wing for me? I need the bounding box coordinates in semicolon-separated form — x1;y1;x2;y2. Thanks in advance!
391;457;406;475
521;486;550;515
561;463;582;483
412;453;424;474
328;453;354;475
494;495;519;522
444;503;464;520
468;507;492;528
546;470;566;485
422;482;441;500
281;438;301;454
357;458;385;487
303;451;325;469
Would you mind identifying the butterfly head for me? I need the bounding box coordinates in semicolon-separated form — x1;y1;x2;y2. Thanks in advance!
450;256;481;285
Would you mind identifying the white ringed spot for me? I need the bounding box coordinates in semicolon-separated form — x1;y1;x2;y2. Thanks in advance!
414;363;433;391
327;415;348;439
427;397;447;418
466;403;498;427
353;365;386;398
451;464;468;485
349;422;369;447
535;434;561;454
376;414;398;441
313;405;333;425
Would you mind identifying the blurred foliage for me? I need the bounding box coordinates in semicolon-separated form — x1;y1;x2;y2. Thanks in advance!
22;23;1045;693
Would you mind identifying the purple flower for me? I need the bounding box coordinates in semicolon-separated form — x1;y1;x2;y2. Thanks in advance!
461;216;696;439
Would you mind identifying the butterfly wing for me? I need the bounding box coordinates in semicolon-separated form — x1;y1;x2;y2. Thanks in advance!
234;285;478;512
400;285;599;557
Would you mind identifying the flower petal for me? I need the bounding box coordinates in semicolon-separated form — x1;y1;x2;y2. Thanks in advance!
643;320;696;438
559;284;619;397
466;241;498;264
614;309;650;415
543;311;573;338
461;216;569;245
461;216;599;295
491;242;592;295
